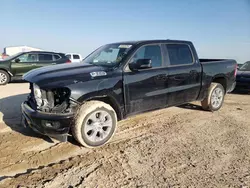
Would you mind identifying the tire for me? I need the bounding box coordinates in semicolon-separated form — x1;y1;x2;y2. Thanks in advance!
0;70;10;85
201;83;225;111
72;100;117;148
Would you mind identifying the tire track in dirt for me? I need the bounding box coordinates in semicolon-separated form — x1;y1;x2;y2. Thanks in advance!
0;107;196;187
0;107;192;186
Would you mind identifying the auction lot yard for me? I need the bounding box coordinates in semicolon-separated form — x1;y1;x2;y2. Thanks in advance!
0;83;250;187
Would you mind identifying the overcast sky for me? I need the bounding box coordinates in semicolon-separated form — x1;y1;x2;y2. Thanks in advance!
1;0;250;63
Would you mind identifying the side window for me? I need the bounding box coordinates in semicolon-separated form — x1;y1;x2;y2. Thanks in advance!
17;53;38;62
38;54;53;61
132;45;162;68
73;54;80;59
166;44;193;66
53;54;61;60
66;54;71;59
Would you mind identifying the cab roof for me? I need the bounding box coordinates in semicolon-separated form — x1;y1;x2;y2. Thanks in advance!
111;39;193;45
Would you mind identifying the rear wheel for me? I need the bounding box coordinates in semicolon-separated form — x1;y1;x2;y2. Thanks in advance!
0;70;10;85
201;83;225;111
72;101;117;148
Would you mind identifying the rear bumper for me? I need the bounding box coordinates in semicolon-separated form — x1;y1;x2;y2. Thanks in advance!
21;101;74;142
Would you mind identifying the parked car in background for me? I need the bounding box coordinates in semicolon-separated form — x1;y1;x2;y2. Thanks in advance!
21;39;237;148
0;51;71;85
66;53;82;63
235;61;250;92
237;63;243;69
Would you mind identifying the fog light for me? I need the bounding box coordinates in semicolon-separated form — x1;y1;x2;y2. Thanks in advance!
42;120;61;129
45;122;52;128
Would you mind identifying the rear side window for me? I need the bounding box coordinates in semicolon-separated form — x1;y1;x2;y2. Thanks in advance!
66;54;71;59
53;54;61;60
38;54;53;61
73;54;80;59
166;44;193;66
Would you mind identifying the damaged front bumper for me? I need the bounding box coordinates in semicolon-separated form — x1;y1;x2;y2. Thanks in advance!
21;101;74;142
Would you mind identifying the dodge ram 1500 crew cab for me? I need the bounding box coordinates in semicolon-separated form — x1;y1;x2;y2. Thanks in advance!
21;40;237;148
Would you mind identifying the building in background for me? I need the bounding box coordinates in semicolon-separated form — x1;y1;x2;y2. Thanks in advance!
3;46;43;56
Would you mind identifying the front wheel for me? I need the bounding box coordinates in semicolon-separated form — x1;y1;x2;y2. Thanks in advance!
201;83;225;111
72;101;117;148
0;70;10;85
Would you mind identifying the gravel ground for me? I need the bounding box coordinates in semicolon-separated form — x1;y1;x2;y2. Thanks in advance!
0;83;250;188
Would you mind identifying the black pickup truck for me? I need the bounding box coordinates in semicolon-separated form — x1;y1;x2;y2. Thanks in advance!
21;40;237;148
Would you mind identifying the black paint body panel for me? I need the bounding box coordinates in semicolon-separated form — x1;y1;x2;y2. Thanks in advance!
235;70;250;91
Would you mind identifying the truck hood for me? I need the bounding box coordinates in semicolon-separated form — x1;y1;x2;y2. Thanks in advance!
23;63;108;88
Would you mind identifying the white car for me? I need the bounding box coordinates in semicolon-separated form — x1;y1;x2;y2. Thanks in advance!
65;53;82;63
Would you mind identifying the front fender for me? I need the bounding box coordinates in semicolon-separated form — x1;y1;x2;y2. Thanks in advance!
68;76;123;104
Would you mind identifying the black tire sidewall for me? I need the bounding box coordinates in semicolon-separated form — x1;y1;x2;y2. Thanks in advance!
80;107;117;147
209;84;225;111
0;70;10;85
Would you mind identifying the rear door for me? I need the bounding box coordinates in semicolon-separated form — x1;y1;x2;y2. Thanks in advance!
164;43;202;106
11;53;38;76
35;53;57;69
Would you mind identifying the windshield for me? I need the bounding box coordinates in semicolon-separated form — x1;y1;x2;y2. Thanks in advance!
1;52;23;61
83;43;134;67
239;61;250;71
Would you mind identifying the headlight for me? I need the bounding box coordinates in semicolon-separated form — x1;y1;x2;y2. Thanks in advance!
33;84;41;97
33;83;42;107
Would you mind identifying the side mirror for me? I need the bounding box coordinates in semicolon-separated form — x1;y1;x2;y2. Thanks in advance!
15;58;20;63
129;59;152;71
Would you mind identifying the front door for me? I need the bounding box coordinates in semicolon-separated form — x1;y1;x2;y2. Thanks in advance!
123;44;168;115
11;53;38;77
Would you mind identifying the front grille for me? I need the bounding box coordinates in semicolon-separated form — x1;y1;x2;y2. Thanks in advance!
28;83;73;113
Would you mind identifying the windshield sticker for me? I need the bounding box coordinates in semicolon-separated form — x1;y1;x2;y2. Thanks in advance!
118;45;132;48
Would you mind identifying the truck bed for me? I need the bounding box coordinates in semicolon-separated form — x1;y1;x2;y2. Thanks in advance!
199;59;237;99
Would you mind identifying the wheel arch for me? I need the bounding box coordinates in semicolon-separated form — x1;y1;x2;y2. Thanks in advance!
211;75;227;92
84;95;123;120
0;68;12;77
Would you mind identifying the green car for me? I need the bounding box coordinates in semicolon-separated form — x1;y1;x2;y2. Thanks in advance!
0;51;71;85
